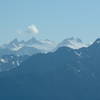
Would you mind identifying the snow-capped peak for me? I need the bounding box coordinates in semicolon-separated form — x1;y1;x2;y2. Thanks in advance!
26;37;42;45
57;37;87;49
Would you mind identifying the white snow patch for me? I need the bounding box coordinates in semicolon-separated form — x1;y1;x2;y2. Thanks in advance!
0;59;7;63
74;51;81;57
16;61;20;66
12;61;15;65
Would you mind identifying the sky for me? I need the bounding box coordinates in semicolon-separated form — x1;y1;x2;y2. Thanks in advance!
0;0;100;44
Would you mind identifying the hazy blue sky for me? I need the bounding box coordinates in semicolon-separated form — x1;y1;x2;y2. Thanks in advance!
0;0;100;44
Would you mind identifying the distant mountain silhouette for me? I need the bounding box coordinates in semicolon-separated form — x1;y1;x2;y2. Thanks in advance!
0;39;100;100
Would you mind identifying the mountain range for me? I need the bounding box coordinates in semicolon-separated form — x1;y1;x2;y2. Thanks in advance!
0;38;100;99
0;37;88;56
0;38;55;56
0;37;88;71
